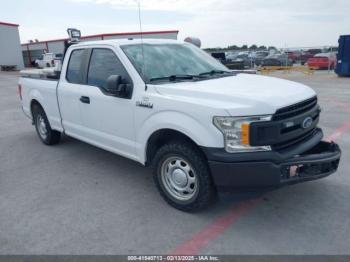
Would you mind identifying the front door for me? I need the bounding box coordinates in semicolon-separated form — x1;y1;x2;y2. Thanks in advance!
78;48;137;160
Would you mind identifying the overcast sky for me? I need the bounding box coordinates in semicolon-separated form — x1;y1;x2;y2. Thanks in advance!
1;0;349;48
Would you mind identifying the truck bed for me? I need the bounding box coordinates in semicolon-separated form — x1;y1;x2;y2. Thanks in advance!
20;68;60;80
19;70;63;132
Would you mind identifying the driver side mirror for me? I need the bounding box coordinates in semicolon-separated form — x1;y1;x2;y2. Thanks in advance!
106;75;131;98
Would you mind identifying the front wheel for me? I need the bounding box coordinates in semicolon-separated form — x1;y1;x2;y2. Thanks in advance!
152;142;216;212
32;105;61;145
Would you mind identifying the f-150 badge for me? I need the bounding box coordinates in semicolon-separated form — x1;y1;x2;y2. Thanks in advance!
136;97;153;109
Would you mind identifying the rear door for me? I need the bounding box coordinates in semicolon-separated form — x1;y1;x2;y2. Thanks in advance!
77;47;137;160
57;48;91;137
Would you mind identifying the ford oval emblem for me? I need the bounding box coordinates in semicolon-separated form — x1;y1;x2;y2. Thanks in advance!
302;117;313;129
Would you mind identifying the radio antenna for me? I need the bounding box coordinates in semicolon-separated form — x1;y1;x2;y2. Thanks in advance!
137;0;147;90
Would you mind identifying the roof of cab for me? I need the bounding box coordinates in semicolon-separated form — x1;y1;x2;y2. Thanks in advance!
74;38;182;47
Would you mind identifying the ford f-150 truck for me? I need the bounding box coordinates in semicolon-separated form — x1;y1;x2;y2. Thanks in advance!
19;38;341;211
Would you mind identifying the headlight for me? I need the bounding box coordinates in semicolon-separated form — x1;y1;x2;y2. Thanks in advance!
213;116;272;153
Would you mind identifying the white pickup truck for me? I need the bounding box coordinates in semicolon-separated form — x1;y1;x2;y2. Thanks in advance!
35;53;63;68
19;39;341;211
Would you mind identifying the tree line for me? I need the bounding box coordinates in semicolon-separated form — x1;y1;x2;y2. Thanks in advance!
204;44;277;52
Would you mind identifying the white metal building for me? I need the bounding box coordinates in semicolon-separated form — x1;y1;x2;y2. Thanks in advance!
0;21;25;70
21;30;179;67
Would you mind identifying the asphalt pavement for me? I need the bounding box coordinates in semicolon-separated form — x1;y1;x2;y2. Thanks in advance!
0;71;349;255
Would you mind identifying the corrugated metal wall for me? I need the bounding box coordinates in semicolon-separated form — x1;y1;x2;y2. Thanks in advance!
0;24;24;70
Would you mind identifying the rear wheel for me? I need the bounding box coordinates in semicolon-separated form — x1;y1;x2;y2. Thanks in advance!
32;105;61;145
152;142;216;212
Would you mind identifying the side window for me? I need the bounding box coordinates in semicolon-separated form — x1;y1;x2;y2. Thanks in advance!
66;49;85;84
88;48;130;89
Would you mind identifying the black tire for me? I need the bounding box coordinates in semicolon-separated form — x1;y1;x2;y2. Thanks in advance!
152;142;216;212
32;105;61;145
46;62;50;68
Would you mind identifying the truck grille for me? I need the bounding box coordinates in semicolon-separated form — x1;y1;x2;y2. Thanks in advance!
249;96;320;151
273;96;318;121
272;128;318;151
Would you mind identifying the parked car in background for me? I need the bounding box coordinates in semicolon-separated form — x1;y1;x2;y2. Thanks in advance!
307;53;337;69
231;52;255;68
251;51;269;66
261;53;293;67
211;52;245;70
212;50;270;68
35;53;63;68
286;51;301;63
225;51;238;61
211;52;226;62
300;49;322;65
223;59;245;70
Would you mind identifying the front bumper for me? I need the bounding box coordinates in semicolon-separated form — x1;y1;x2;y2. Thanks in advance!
202;129;341;190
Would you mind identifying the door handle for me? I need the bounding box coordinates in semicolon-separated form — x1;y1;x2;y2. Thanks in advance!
80;96;90;104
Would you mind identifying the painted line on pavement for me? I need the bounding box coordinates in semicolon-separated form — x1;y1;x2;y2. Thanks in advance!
170;197;263;255
325;121;350;142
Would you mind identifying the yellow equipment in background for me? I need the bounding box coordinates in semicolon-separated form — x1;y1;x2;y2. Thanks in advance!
258;65;315;75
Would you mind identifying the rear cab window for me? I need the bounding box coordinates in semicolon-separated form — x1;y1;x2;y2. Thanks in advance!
66;49;89;84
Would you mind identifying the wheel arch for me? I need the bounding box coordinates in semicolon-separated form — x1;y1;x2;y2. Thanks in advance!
30;99;44;119
145;128;208;167
137;111;223;165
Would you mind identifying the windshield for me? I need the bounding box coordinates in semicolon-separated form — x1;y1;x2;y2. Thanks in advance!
121;43;231;83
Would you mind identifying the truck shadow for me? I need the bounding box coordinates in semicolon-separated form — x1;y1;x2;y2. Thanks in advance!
59;135;269;215
58;134;345;220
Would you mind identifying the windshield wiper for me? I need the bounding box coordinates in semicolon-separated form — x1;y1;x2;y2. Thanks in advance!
149;74;200;82
149;71;231;83
199;70;232;76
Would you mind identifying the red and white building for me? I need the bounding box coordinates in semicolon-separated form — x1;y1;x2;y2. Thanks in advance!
21;30;179;67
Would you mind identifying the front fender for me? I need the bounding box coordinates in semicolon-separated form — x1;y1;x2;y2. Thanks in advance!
136;111;223;163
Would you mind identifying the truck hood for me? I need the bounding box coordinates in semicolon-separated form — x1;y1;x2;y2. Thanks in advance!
152;74;316;116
